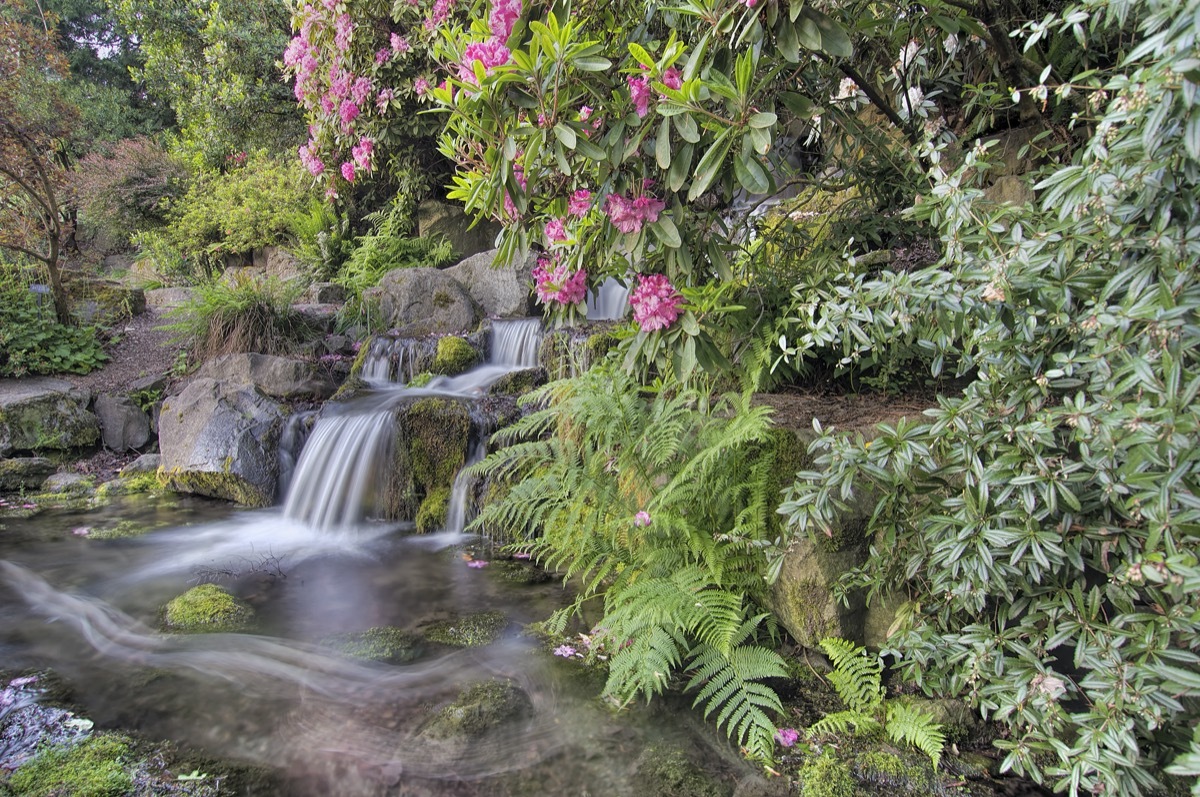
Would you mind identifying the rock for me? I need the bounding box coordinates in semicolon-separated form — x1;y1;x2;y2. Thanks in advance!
364;268;481;337
93;394;152;451
430;335;480;376
421;610;507;647
253;246;306;282
0;378;98;456
769;534;869;650
322;627;423;664
120;453;161;476
145;287;195;309
157;378;283;506
487;367;547;397
443;249;535;318
421;679;531;740
65;278;146;324
415;486;451;534
128;374;168;395
417;199;501;260
41;472;92;493
161;584;254;633
983;174;1035;205
197;353;336;401
0;457;56;492
862;591;906;649
633;745;732;797
981;125;1044;177
304;282;345;304
733;776;790;797
291;303;339;333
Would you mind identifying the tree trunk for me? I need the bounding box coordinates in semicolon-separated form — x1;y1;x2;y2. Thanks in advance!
45;235;71;326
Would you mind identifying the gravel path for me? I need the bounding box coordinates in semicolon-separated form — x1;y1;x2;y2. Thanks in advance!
64;309;184;396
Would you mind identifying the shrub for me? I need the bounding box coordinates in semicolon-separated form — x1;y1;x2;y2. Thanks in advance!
0;274;108;377
166;275;310;362
285;198;354;280
72;137;189;248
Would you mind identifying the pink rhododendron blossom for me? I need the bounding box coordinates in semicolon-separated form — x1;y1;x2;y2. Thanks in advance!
774;728;800;747
339;100;360;134
329;70;350;98
568;189;591;217
376;87;395;110
604;193;665;234
459;38;511;84
375;47;390;65
299;142;325;176
544;217;568;242
341;161;356;182
634;511;651;527
413;78;430;96
489;0;522;40
322;0;337;9
350;76;373;105
425;0;454;29
320;95;335;115
391;33;410;53
627;75;652;117
533;256;587;306
742;0;758;7
553;644;577;657
334;14;353;51
284;36;309;67
537;113;549;127
661;66;682;90
632;195;665;224
351;137;374;169
629;273;683;332
579;105;592;121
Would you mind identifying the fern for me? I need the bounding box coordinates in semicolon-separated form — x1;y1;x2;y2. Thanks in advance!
814;637;946;768
469;367;792;761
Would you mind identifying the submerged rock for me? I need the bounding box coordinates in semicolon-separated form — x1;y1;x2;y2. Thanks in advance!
161;584;254;633
633;745;733;797
0;378;99;456
421;610;507;647
421;679;531;740
158;378;283;507
322;627;423;664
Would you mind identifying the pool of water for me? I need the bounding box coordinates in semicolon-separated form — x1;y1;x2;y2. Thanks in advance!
0;498;751;796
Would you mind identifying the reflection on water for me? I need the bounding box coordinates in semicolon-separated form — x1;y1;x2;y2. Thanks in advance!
0;503;749;796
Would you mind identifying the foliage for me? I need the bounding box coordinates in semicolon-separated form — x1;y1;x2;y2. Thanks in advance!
0;270;107;376
471;368;790;760
810;638;945;768
335;227;456;330
0;0;79;324
72;136;188;246
779;1;1200;793
165;275;309;362
108;0;302;168
286;198;354;279
5;733;134;797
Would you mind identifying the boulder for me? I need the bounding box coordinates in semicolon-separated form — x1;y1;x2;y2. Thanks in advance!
303;282;345;304
364;268;481;337
65;278;146;324
0;378;98;456
93;394;152;451
417;199;501;260
197;353;336;401
157;378;283;506
41;472;92;494
161;584;254;633
145;287;195;309
768;533;869;650
0;457;56;492
120;453;161;476
253;246;307;282
443;249;534;318
291;303;339;333
983;175;1035;206
421;679;531;740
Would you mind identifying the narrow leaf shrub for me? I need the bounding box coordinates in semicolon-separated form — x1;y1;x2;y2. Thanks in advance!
72;136;189;248
166;275;309;362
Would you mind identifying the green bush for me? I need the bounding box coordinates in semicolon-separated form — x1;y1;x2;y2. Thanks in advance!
0;277;108;377
166;275;309;362
285;198;353;280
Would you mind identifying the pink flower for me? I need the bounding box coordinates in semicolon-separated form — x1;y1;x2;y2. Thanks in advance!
634;511;651;527
284;36;309;67
334;13;353;51
545;217;568;242
489;0;522;41
627;75;652;118
553;644;577;657
632;195;665;224
330;71;351;99
350;76;373;105
375;48;390;66
391;33;410;54
774;728;800;747
513;552;532;559
341;161;356;182
351;137;374;170
629;273;683;332
568;189;591;217
604;193;664;234
533;256;587;306
661;66;682;91
376;87;395;111
459;37;511;84
425;0;454;30
413;78;430;96
467;559;489;568
743;0;758;6
72;526;90;536
579;105;593;121
299;141;325;176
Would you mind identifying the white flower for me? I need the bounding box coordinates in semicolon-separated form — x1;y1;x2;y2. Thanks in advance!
901;86;926;118
834;76;860;101
943;33;960;56
896;40;921;72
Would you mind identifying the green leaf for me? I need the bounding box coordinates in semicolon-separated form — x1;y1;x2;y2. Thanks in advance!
734;150;770;194
656;116;672;169
688;130;733;202
805;6;852;57
668;143;695;191
572;55;612;72
574;136;606;161
553;123;577;149
779;91;816;118
628;42;654;67
651;215;682;248
747;112;777;128
675;113;700;143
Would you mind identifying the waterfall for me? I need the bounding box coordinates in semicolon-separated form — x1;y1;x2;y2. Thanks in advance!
443;442;485;535
361;338;434;385
281;410;394;530
490;318;543;367
586;278;630;321
277;410;316;498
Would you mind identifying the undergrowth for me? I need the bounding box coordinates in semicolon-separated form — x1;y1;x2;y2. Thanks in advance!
0;279;108;377
165;275;309;362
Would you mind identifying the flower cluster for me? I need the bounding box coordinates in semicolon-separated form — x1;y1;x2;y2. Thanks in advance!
634;511;651;527
774;728;800;747
629;273;683;332
604;193;665;234
458;38;511;84
533;255;587;306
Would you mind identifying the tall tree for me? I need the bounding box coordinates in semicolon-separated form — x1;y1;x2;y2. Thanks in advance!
0;0;78;324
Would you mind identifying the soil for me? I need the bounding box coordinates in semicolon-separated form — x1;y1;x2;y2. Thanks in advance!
63;309;184;397
753;387;938;433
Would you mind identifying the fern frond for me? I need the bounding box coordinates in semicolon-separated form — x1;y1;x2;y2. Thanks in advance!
820;637;885;714
605;626;687;704
808;709;881;738
886;701;946;768
686;640;788;762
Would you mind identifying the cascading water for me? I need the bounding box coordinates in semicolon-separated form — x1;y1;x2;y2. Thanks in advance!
586;277;630;321
277;410;316;497
283;319;544;530
443;442;485;535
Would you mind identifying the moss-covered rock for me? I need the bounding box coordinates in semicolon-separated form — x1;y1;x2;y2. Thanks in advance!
632;745;732;797
849;749;937;794
322;626;423;663
584;330;620;365
0;457;56;492
487;367;548;397
490;558;552;584
409;371;434;388
0;379;99;456
416;486;451;534
161;584;253;633
421;610;507;647
799;751;855;797
422;679;531;740
431;335;480;376
404;397;470;494
6;733;134;797
94;470;168;500
89;519;168;540
537;330;573;380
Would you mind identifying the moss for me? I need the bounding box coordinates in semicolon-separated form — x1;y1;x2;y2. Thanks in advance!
7;733;134;797
422;679;531;740
632;745;731;797
346;335;375;378
160;466;272;507
322;626;423;663
851;750;935;793
409;371;434;387
432;289;453;309
90;519;167;540
416;486;451;534
584;330;619;366
537;330;573;380
487;367;547;397
404;397;470;493
422;610;507;647
431;335;480;376
162;584;254;633
330;375;369;402
94;471;166;500
799;751;855;797
491;559;552;584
